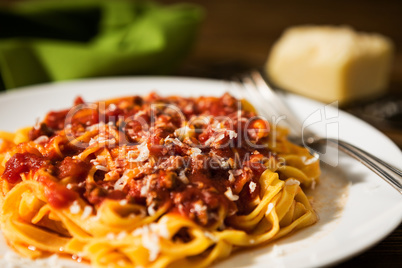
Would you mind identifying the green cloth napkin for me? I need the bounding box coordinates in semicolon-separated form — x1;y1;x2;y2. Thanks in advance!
0;0;203;90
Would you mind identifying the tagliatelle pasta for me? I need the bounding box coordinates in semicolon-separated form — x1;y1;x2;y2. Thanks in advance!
0;92;320;268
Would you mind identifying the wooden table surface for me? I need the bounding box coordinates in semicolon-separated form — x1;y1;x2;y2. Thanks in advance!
161;0;402;267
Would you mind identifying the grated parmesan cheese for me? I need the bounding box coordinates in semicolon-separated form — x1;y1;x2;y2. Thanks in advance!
116;231;127;240
301;155;319;165
212;122;225;129
178;169;189;184
232;169;243;176
218;159;229;168
90;159;99;166
204;136;215;145
165;137;182;146
228;169;243;183
227;130;237;139
224;187;239;201
285;179;300;186
140;185;148;196
33;135;49;144
95;165;109;172
108;103;117;111
212;153;230;168
158;217;170;239
174;125;192;138
204;231;218;242
311;179;316;190
0;251;64;268
266;203;274;215
192;203;207;214
106;233;116;240
147;203;157;216
117;260;127;267
140;225;161;262
189;147;202;158
134;141;150;162
114;170;132;191
249;181;257;193
88;135;117;147
91;155;107;166
131;227;143;237
140;177;152;197
131;220;170;242
172;138;182;145
69;201;80;214
214;133;225;142
81;206;93;220
228;170;235;183
88;138;96;146
91;211;102;222
272;244;285;256
86;122;101;132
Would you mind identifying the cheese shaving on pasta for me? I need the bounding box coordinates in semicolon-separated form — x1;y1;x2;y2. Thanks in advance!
0;92;320;268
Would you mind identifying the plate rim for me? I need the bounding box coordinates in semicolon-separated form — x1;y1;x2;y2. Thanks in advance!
0;76;401;268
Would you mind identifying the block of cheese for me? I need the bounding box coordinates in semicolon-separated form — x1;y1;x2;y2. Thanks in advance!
266;25;394;104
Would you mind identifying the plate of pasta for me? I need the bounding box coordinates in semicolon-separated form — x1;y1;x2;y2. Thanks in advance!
0;77;401;268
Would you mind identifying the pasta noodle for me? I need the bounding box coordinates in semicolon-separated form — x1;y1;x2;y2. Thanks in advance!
0;92;320;267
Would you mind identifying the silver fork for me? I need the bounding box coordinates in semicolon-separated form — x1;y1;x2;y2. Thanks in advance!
236;70;402;194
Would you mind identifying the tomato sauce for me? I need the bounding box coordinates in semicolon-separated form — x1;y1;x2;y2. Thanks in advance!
2;153;49;184
2;93;273;226
37;175;77;209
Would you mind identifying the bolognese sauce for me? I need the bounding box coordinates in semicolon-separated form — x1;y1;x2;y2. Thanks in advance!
2;93;273;227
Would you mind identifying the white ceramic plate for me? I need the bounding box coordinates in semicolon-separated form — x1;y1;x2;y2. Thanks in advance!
0;77;401;268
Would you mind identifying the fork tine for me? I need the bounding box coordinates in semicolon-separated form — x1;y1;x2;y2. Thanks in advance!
238;72;402;194
237;75;277;121
247;70;305;136
236;72;295;132
227;79;246;102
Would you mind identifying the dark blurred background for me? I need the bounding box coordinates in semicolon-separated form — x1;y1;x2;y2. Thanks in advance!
161;0;402;83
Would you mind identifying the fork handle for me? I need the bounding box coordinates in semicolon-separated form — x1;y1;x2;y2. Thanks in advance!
327;138;402;194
